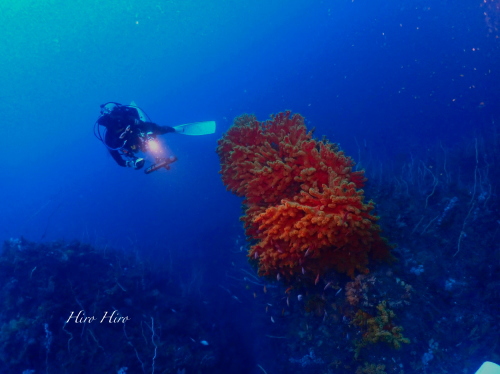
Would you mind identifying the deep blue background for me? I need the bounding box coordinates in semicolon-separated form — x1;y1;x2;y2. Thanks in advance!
1;0;499;277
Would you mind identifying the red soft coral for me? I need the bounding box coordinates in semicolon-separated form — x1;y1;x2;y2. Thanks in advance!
217;111;390;281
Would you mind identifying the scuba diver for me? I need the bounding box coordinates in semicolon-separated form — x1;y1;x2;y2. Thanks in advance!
94;102;176;170
94;101;217;174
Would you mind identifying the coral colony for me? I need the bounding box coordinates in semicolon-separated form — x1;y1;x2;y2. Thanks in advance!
217;111;391;281
217;112;416;372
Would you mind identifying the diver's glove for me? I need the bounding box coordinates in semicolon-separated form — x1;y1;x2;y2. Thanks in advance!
126;158;145;170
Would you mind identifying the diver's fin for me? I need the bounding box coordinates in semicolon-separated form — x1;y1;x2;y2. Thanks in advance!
173;121;216;135
130;101;215;135
475;362;500;374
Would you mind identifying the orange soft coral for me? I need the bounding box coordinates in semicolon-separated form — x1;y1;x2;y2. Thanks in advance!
217;111;390;281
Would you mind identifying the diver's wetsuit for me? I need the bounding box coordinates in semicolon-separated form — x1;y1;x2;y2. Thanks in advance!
98;105;175;167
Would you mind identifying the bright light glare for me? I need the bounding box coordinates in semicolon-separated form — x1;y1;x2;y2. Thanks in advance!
148;139;161;153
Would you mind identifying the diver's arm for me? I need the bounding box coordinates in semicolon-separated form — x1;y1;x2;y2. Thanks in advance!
109;150;127;167
142;122;176;135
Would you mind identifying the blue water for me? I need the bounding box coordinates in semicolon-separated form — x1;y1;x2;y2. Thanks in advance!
1;0;499;373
